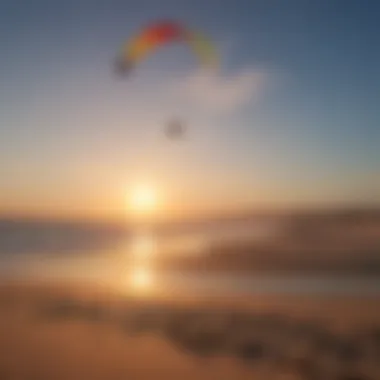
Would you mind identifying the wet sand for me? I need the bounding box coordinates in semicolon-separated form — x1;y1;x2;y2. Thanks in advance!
0;280;379;379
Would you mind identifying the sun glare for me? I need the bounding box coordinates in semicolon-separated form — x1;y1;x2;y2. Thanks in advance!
128;184;158;216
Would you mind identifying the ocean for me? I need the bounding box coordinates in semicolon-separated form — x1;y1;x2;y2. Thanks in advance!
0;218;379;296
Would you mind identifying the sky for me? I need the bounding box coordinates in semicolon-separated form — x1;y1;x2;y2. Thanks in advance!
0;0;379;220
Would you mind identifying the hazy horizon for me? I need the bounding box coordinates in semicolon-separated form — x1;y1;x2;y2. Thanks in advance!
1;202;380;225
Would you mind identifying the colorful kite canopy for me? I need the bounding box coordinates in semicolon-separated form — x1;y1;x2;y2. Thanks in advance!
115;20;218;75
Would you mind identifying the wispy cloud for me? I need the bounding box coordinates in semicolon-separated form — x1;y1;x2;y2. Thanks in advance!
174;67;267;117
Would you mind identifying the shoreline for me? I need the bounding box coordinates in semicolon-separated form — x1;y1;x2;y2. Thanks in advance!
0;279;379;379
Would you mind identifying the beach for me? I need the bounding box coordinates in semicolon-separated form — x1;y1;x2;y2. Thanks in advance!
0;213;379;379
0;280;379;380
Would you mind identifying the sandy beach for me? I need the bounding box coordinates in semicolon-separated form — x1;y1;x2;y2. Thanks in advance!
0;280;379;380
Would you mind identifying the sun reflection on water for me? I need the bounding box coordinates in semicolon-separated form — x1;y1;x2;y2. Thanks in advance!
130;266;153;290
129;233;157;260
128;232;157;293
126;183;159;294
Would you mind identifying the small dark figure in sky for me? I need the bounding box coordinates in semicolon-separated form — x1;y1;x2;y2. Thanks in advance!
114;57;134;77
165;119;186;140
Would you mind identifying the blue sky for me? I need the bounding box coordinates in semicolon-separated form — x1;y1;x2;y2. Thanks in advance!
0;0;379;219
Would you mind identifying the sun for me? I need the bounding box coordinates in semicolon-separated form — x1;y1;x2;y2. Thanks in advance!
128;184;157;216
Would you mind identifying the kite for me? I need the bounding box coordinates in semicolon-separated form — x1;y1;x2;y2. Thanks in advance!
115;20;218;75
